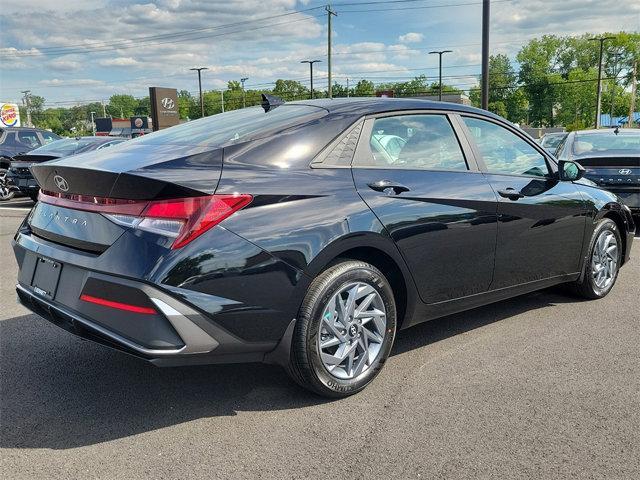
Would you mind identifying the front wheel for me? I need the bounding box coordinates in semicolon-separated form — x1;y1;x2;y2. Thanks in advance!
287;260;397;398
571;218;622;299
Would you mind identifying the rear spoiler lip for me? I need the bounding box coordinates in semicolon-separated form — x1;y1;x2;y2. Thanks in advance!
12;154;60;163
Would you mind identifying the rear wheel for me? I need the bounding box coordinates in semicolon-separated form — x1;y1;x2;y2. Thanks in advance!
287;260;397;398
28;190;39;203
571;218;622;299
0;168;15;201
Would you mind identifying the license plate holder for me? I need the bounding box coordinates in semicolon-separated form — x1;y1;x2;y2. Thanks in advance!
31;257;62;300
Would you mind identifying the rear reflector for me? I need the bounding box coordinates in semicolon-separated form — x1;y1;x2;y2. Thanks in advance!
80;294;157;314
39;191;252;249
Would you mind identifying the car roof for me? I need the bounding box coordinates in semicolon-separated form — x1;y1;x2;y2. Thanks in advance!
0;126;53;132
285;97;504;121
573;128;640;135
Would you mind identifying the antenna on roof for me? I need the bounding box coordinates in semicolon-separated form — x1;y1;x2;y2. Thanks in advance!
261;94;285;113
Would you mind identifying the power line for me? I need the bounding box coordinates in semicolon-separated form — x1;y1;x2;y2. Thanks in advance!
0;12;326;58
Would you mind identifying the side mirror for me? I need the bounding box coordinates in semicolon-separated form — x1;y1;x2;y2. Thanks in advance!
558;160;584;181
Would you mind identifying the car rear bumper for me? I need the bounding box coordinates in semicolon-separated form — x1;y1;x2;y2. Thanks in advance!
15;252;280;367
5;171;38;192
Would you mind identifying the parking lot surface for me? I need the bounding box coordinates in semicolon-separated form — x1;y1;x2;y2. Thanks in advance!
1;212;639;479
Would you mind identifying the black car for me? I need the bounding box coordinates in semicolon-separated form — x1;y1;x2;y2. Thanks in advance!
555;128;640;215
6;136;126;201
0;127;61;200
13;98;635;397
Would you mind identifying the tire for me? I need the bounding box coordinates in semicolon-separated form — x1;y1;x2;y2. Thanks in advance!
0;168;15;201
287;260;397;398
28;190;39;203
571;218;622;299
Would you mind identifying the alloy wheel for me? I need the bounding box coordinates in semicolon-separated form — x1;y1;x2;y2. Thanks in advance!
591;230;618;290
318;281;387;380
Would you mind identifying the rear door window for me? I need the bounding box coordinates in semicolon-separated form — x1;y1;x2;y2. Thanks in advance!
356;114;468;171
18;131;41;148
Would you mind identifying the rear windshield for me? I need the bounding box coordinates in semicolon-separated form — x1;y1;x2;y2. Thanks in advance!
29;138;104;156
131;105;326;147
541;134;565;148
573;131;640;155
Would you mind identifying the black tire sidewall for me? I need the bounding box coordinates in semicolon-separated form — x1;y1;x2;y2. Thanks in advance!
301;263;396;396
0;167;15;201
584;219;622;298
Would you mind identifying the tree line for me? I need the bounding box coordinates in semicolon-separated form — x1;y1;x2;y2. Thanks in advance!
20;31;639;136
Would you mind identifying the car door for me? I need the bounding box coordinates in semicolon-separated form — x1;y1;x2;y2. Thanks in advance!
459;116;587;289
352;111;498;304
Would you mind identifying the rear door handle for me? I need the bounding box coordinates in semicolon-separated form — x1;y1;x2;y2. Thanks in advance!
497;188;524;200
367;180;411;195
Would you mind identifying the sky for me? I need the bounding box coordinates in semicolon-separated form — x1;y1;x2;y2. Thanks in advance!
0;0;638;108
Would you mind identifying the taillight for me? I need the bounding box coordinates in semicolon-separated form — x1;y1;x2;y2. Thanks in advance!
39;191;252;249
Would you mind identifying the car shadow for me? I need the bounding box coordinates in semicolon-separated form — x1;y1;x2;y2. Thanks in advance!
0;287;583;450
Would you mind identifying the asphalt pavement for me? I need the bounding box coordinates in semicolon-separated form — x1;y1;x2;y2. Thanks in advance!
1;211;639;479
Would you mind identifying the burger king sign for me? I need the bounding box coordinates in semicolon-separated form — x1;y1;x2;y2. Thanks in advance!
1;103;21;127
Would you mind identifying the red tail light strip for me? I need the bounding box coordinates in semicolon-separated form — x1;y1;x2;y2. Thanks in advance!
80;294;157;315
38;190;253;249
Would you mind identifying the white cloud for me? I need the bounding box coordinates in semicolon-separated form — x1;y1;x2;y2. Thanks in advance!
48;58;81;71
398;32;424;44
99;57;140;67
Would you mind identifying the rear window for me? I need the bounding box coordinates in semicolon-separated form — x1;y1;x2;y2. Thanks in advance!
29;138;103;156
573;132;640;155
131;105;326;147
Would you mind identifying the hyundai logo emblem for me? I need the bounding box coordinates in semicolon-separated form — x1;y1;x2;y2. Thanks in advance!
53;175;69;192
161;97;175;109
618;169;632;175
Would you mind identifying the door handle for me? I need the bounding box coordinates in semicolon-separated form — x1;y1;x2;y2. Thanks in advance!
367;180;411;195
497;188;524;200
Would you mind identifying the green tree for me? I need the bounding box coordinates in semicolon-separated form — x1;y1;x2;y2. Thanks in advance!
353;79;374;97
272;79;309;100
107;94;138;118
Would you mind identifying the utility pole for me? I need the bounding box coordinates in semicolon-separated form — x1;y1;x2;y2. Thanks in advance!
240;77;249;108
90;111;96;136
301;60;322;99
220;90;225;113
608;51;623;121
629;61;637;128
21;90;32;127
101;100;106;117
190;67;208;118
481;0;490;110
326;5;337;98
590;36;615;128
346;78;350;97
429;50;452;101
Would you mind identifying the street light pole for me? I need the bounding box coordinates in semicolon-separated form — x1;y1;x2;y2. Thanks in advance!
21;90;32;127
326;5;337;98
240;77;249;108
90;111;96;136
190;67;208;118
589;36;615;128
429;50;452;101
301;60;322;99
481;0;490;110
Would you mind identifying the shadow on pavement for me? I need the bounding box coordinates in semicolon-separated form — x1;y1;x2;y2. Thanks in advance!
0;287;584;450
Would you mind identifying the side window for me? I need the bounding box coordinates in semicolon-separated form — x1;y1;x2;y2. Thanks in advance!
41;132;58;144
357;114;468;171
1;132;18;147
18;131;41;148
463;117;550;177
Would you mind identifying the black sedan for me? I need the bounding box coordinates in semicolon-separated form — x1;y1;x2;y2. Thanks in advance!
555;128;640;216
13;97;635;397
6;136;126;201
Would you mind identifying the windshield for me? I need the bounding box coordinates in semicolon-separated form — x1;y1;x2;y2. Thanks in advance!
131;104;326;147
29;138;104;156
573;131;640;155
541;134;565;148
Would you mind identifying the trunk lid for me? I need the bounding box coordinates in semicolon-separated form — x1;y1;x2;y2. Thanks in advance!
575;155;640;189
27;143;224;252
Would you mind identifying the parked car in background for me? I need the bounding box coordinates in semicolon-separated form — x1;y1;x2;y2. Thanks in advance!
538;132;567;154
0;127;61;200
6;136;127;201
555;128;640;216
13;97;634;397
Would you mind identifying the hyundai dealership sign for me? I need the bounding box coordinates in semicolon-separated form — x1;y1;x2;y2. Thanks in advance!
1;103;21;127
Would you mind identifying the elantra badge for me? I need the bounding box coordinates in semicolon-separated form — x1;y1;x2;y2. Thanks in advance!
618;169;632;175
53;175;69;192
